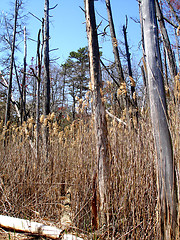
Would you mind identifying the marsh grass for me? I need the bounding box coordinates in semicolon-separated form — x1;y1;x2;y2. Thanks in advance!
0;98;179;239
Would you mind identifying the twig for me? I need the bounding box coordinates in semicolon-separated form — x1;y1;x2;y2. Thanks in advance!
100;59;120;87
106;110;126;126
117;222;143;239
29;12;42;22
49;4;58;10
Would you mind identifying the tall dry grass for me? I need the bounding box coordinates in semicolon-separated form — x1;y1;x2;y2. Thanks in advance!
0;97;179;239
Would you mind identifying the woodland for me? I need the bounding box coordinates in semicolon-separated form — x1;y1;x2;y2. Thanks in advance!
0;0;179;239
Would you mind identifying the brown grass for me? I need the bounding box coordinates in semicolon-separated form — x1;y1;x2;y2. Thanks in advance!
0;98;179;239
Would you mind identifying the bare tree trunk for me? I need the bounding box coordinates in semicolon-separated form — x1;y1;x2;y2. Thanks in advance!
122;17;138;121
163;44;168;86
36;29;42;165
72;81;76;120
62;64;66;108
5;0;18;125
21;26;27;123
140;0;178;239
43;0;50;165
155;0;177;80
44;0;50;116
84;0;110;227
105;0;124;84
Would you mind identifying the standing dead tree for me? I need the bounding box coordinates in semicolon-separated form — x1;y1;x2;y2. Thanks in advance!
123;16;138;121
5;0;18;125
140;0;178;239
84;0;110;228
155;0;177;80
21;26;27;123
43;0;50;165
105;0;124;84
44;0;50;117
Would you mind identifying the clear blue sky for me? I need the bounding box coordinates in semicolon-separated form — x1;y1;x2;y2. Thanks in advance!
0;0;141;67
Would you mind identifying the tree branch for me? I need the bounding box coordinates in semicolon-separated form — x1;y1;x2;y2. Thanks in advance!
29;12;42;22
49;4;58;10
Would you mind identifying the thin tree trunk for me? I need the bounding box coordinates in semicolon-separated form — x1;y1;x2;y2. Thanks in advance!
163;44;168;86
72;81;75;120
43;0;50;165
155;0;177;80
44;0;50;116
84;0;110;227
105;0;124;84
21;26;27;123
140;0;178;239
5;0;18;125
36;29;42;165
62;64;66;108
122;17;138;121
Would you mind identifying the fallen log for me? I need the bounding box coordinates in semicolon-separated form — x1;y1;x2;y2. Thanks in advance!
0;215;83;240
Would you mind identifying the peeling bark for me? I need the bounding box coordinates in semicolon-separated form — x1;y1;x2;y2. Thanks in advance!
140;0;178;239
84;0;110;227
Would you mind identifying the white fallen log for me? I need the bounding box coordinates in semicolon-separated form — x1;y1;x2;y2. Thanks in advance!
0;215;83;240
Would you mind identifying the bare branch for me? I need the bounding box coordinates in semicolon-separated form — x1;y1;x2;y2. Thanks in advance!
28;37;38;42
106;110;126;126
29;12;42;22
163;16;178;28
100;59;120;87
96;10;109;23
79;6;85;13
49;48;59;52
130;16;140;24
49;4;58;10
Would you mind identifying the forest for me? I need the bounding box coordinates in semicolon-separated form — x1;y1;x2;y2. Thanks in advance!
0;0;179;239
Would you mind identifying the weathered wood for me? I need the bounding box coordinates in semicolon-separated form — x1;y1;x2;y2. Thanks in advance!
84;0;110;227
0;215;83;240
44;0;50;116
140;0;178;239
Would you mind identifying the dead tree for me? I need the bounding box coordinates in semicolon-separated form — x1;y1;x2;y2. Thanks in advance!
21;26;27;123
155;0;177;80
105;0;124;84
43;0;50;165
123;17;138;120
84;0;110;227
140;0;178;239
44;0;50;116
5;0;18;125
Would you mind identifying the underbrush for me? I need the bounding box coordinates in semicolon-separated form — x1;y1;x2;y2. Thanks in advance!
0;99;179;239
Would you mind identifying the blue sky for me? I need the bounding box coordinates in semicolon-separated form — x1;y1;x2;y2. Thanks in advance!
0;0;141;67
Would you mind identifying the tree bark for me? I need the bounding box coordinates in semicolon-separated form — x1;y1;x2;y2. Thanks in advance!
5;0;18;125
140;0;178;239
84;0;110;227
